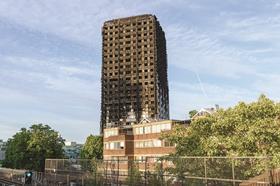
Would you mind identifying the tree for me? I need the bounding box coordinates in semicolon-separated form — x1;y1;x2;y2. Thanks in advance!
3;128;31;170
146;161;165;186
80;135;103;160
3;124;65;172
188;110;198;119
126;161;142;186
164;95;280;157
162;95;280;181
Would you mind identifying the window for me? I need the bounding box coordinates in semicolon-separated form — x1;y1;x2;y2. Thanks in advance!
144;126;151;134
153;140;161;147
107;141;124;150
134;123;172;135
135;127;144;134
104;129;118;138
151;123;171;133
135;140;162;148
152;125;160;133
139;127;144;134
163;140;175;147
120;141;124;149
104;143;109;149
135;156;146;162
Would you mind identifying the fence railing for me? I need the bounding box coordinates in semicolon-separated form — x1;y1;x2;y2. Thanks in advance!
44;156;279;186
0;167;25;183
1;157;278;185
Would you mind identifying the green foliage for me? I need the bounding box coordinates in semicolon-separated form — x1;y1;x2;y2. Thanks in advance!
189;110;198;119
86;159;104;186
164;95;280;157
126;161;142;186
162;95;280;181
84;160;104;186
146;161;165;186
84;175;104;186
80;135;103;160
3;124;65;171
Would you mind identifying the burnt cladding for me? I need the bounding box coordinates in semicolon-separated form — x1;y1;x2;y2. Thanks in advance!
100;14;169;132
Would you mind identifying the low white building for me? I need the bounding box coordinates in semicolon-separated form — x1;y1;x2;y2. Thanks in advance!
0;140;7;161
63;141;83;159
191;105;219;120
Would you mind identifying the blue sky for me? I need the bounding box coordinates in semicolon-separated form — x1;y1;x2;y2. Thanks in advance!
0;0;279;143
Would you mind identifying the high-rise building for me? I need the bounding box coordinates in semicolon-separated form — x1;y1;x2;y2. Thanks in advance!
0;139;6;161
101;14;169;132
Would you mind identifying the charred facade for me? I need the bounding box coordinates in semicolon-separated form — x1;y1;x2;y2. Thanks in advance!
101;14;169;132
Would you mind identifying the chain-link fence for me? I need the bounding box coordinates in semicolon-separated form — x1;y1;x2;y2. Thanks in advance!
44;157;279;186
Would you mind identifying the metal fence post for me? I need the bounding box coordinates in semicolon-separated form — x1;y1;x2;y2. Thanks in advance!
95;168;97;186
160;159;164;186
56;159;58;173
10;170;13;181
130;159;132;184
105;160;108;185
67;175;69;186
232;157;235;186
266;156;274;185
117;157;119;186
204;157;208;186
145;157;147;186
62;159;65;172
54;172;57;185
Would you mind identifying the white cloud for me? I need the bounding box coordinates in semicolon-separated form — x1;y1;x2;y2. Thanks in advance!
166;24;258;78
221;15;280;43
170;81;258;119
0;55;100;141
0;123;20;140
60;66;96;76
253;73;280;100
0;0;155;45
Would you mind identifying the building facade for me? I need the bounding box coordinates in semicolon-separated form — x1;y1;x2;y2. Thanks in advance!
0;140;6;161
103;119;188;173
63;141;83;159
101;14;169;132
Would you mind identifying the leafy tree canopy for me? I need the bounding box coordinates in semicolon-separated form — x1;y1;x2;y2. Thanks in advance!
163;95;280;159
161;95;280;182
188;110;198;119
80;135;103;159
3;124;65;171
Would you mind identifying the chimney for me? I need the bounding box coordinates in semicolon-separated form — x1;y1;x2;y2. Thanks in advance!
215;104;219;110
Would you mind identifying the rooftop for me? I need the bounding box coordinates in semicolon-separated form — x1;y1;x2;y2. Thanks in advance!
104;14;155;25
